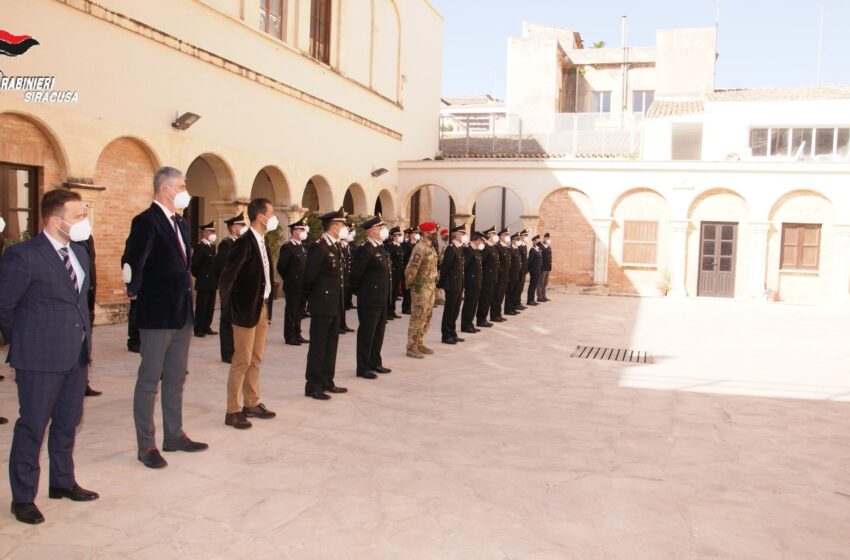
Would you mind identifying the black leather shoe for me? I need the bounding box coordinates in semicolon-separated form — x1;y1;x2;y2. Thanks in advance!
477;321;493;328
138;448;168;469
243;403;276;419
11;502;44;525
453;337;465;343
390;312;402;319
205;329;218;335
506;311;519;316
493;317;506;322
526;301;538;306
163;434;209;452
442;337;456;345
373;366;392;374
48;484;99;502
285;340;302;346
127;342;141;353
516;304;526;310
0;417;7;425
327;386;348;394
222;357;232;364
342;326;355;333
84;385;102;397
357;371;378;379
305;391;331;400
193;331;206;338
338;328;348;334
461;327;477;334
297;336;310;343
386;315;395;321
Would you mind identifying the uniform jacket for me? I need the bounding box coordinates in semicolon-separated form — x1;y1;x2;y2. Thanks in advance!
351;239;391;307
277;240;308;294
303;235;344;317
463;245;483;291
191;240;217;291
437;242;464;292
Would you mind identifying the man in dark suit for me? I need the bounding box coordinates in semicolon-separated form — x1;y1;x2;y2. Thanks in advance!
0;190;99;525
218;198;277;430
215;212;246;363
514;229;529;311
400;227;418;314
385;226;404;320
491;227;511;323
476;226;498;329
505;232;522;316
351;215;392;380
122;166;208;470
438;225;466;344
277;216;309;346
191;222;218;337
527;235;543;305
461;232;485;334
303;208;349;400
538;232;553;302
79;235;101;397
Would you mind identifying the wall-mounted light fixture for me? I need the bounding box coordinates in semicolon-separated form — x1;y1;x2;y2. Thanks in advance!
172;112;201;130
371;167;389;178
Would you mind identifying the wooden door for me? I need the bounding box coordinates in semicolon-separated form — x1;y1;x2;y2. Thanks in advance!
698;222;737;298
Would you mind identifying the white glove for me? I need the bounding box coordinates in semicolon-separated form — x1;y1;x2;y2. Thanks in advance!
121;263;132;284
0;217;5;233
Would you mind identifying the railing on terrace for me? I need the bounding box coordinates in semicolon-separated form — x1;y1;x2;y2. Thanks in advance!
438;112;645;158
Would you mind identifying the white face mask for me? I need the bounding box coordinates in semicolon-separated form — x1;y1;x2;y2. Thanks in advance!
338;226;350;240
298;230;308;241
460;234;470;245
545;239;551;246
477;242;485;251
379;227;389;241
263;215;279;231
0;216;5;233
413;233;421;242
304;225;310;234
60;217;92;242
393;235;402;244
348;231;356;242
502;235;510;244
167;186;191;210
239;225;249;236
208;234;217;243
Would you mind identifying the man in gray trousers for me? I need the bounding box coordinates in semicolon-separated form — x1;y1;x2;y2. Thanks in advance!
122;167;209;469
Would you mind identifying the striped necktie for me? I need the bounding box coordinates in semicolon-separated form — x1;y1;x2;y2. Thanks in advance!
58;247;79;293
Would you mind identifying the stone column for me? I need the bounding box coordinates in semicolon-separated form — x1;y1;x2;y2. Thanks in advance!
832;225;850;303
591;218;613;285
451;213;474;231
748;222;770;299
668;219;690;297
275;205;306;240
519;214;540;238
64;182;105;229
212;200;245;238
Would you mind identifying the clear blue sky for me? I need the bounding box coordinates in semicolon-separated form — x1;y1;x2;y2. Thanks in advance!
428;0;850;98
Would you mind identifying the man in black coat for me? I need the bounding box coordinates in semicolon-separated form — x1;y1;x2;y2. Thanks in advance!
514;229;529;311
385;226;404;320
476;226;498;328
538;232;553;302
302;208;349;400
218;198;277;430
191;222;218;337
122;166;208;470
490;227;511;322
438;224;466;344
351;215;392;379
527;235;543;305
277;216;309;346
505;232;522;316
215;212;246;363
339;231;355;333
461;232;485;334
400;227;418;314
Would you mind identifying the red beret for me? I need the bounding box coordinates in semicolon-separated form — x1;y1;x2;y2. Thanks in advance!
440;228;448;235
418;221;437;233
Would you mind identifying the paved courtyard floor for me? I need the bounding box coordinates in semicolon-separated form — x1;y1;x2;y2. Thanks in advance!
0;294;848;559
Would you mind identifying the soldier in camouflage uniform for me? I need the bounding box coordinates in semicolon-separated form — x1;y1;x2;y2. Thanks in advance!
405;222;439;358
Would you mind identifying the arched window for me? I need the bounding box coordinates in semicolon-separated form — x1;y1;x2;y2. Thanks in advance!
310;0;332;63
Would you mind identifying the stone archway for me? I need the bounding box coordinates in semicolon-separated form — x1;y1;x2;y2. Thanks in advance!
186;153;237;246
471;186;524;233
403;184;456;229
375;189;396;221
251;165;291;207
302;175;334;212
343;183;368;216
537;187;596;286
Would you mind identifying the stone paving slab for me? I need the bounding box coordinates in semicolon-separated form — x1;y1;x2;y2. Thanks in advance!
0;295;848;559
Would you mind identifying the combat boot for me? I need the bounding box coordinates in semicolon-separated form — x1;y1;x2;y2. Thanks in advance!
406;348;424;359
418;345;434;355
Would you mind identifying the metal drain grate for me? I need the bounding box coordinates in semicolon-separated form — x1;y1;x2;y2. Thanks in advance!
570;346;653;364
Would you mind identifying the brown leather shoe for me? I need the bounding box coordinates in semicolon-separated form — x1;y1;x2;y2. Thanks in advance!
224;412;252;430
242;403;276;419
418;345;434;355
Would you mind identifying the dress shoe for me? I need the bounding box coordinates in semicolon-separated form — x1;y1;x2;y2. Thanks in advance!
327;386;348;394
163;433;209;452
285;340;302;346
418;345;434;355
342;326;355;333
48;484;99;502
243;403;276;419
386;315;395;321
506;311;519;316
138;448;168;469
222;357;232;364
303;311;311;318
373;366;392;374
225;412;253;429
11;502;44;525
540;297;550;302
406;348;424;359
0;417;7;425
477;321;493;328
297;336;310;343
402;309;411;315
442;337;457;345
390;312;402;319
357;371;378;379
193;331;206;338
205;328;218;335
84;385;102;397
526;301;538;306
461;327;478;334
305;391;331;400
127;343;141;353
453;336;465;343
493;317;506;322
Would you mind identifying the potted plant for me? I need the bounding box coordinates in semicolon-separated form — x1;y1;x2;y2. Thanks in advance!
657;269;671;296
